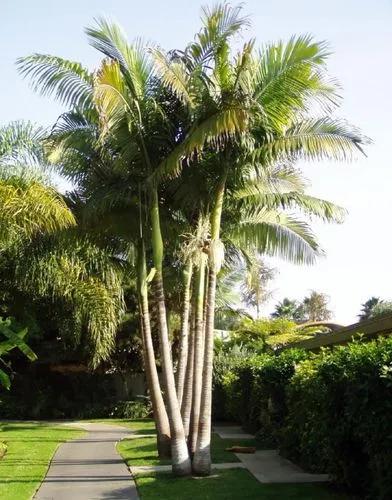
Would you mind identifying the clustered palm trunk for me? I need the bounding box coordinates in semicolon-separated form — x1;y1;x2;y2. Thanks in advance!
17;3;367;477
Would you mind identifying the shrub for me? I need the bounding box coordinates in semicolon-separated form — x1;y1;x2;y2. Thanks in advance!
213;336;392;498
281;338;392;499
370;301;392;319
213;346;306;443
109;397;151;419
227;317;318;352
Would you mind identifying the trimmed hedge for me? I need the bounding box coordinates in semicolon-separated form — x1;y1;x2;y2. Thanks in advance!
213;337;392;499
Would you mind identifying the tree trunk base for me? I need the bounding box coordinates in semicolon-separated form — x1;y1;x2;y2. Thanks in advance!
157;434;171;459
192;451;212;476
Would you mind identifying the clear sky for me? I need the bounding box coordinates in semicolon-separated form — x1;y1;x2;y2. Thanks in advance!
2;0;392;324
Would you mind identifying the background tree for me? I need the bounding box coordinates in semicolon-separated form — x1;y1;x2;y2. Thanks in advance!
302;290;332;322
369;301;392;319
359;296;382;321
241;257;275;318
272;298;304;321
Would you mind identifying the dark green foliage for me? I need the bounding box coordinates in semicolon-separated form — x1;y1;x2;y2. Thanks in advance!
213;337;392;498
0;317;36;389
369;301;392;319
281;338;392;499
110;397;152;419
213;347;306;441
0;369;145;419
359;296;382;321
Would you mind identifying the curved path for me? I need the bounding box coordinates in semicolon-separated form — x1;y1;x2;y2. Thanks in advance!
34;423;139;500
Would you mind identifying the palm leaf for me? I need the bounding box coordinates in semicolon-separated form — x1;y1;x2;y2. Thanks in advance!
258;118;367;162
228;208;321;264
17;54;93;108
0;121;45;166
154;107;249;181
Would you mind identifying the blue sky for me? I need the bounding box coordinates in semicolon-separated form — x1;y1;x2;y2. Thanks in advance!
2;0;392;323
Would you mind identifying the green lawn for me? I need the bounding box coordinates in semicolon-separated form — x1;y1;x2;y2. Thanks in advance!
112;419;350;500
87;418;156;434
0;422;84;500
118;432;262;466
134;469;349;500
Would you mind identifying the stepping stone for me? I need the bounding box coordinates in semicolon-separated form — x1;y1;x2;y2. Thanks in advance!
236;449;330;484
214;425;255;439
34;423;139;500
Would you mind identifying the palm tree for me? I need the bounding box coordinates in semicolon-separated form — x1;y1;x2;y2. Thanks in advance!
152;3;366;475
0;122;126;366
359;297;382;321
17;3;368;476
241;257;275;319
0;122;75;246
272;298;304;321
302;291;332;322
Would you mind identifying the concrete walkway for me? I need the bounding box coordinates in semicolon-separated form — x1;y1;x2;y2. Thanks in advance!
34;423;139;500
214;425;329;484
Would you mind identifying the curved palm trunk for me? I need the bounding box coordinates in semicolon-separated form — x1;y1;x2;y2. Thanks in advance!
150;189;191;476
137;241;171;458
193;180;225;475
189;255;207;455
176;261;193;407
181;302;195;439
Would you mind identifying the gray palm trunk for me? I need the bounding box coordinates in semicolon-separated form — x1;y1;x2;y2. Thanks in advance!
192;178;225;474
153;274;192;475
176;261;193;407
181;300;196;440
150;188;191;476
192;266;217;474
137;241;171;458
189;256;207;455
139;300;171;458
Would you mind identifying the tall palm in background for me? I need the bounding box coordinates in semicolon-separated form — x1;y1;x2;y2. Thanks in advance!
272;297;304;321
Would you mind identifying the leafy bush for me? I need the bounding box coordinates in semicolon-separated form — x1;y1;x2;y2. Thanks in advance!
370;301;392;319
281;338;392;499
226;317;318;352
213;346;306;442
110;397;151;419
213;336;392;499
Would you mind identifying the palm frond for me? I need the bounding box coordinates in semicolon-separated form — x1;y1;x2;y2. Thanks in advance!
258;118;367;162
86;18;154;100
12;233;125;366
0;121;45;166
228;208;321;264
233;188;346;223
0;175;75;245
152;49;195;107
17;54;93;108
93;59;130;135
252;35;340;127
154;106;249;181
186;3;250;68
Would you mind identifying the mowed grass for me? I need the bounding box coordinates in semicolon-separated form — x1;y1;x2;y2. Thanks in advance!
134;469;349;500
113;419;350;500
0;422;84;500
118;432;262;466
86;418;156;434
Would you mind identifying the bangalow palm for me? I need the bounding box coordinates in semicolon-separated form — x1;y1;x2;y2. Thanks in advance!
17;2;367;477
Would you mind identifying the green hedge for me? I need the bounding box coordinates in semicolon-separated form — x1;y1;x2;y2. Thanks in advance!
213;337;392;499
